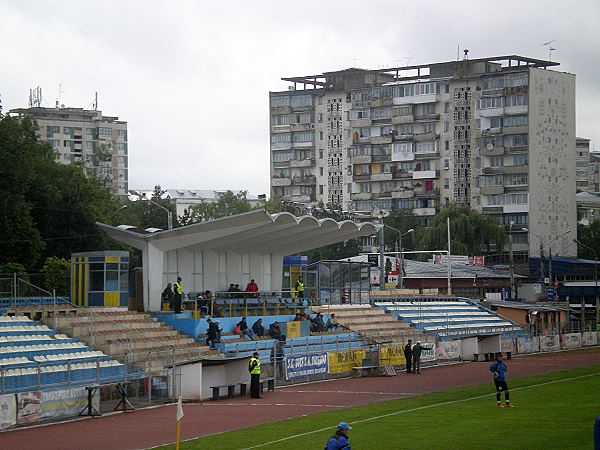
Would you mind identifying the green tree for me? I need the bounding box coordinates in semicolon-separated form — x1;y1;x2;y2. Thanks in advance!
187;190;253;223
577;220;600;260
417;204;506;256
382;209;420;252
41;257;70;295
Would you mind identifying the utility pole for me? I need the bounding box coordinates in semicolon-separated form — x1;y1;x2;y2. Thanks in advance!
379;214;385;291
447;217;452;295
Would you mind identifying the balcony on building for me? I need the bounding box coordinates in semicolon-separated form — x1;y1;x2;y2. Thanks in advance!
351;192;372;201
414;187;440;198
391;107;414;124
412;170;438;180
290;122;315;132
351;154;372;164
505;145;528;154
372;191;392;199
371;172;393;182
349;117;372;128
480;185;504;195
503;125;528;135
393;133;414;142
480;145;505;157
414;113;440;122
291;194;313;203
392;189;414;199
482;167;503;175
271;176;291;187
502;165;528;174
370;97;393;108
292;140;313;149
503;203;528;213
413;131;440;141
290;157;314;168
291;175;316;185
414;207;437;216
353;173;371;182
370;134;393;145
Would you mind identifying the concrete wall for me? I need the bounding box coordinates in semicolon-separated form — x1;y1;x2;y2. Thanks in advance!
528;68;577;257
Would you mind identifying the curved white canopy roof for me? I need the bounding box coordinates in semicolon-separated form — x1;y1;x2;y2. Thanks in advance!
97;209;378;254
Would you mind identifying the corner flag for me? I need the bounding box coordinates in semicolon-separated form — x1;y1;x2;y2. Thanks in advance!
176;396;184;450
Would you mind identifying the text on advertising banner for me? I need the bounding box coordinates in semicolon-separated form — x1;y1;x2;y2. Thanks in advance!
285;353;328;380
0;394;16;430
42;388;98;420
380;345;406;365
328;349;366;374
16;392;42;424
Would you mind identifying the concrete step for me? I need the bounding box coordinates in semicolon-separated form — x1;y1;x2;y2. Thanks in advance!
101;336;198;354
67;321;164;335
80;328;181;346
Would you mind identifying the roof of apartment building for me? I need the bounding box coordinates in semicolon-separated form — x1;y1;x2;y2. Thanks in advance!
130;189;259;201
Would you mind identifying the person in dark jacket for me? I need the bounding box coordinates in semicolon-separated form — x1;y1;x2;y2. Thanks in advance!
270;339;285;381
325;421;352;449
162;283;173;309
173;277;183;314
490;353;512;407
237;317;256;340
252;318;266;337
412;341;425;374
404;339;413;374
269;322;283;340
205;318;221;349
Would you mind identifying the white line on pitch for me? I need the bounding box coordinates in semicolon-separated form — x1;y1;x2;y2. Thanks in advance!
282;389;416;395
243;372;600;449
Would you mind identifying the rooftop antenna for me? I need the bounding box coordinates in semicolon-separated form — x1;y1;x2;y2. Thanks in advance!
542;39;557;61
404;56;414;66
349;58;359;67
93;91;98;111
29;86;42;108
57;83;63;107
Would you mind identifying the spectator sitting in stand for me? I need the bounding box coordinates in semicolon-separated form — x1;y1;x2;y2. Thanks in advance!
227;283;236;298
245;279;259;298
234;284;241;296
269;322;285;340
326;313;339;331
309;314;319;333
237;316;255;340
252;318;266;337
293;313;302;321
314;313;326;332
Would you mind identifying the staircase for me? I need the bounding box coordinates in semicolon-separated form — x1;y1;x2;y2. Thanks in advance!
43;309;215;372
315;304;431;345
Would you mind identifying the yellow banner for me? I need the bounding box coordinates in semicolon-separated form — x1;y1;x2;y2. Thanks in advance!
380;345;406;365
328;349;366;374
286;321;301;338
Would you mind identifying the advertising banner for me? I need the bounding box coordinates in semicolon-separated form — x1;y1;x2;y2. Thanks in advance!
328;349;366;374
501;338;516;353
516;336;539;354
421;342;436;362
540;335;559;352
436;340;462;360
0;394;16;430
582;332;598;347
560;333;581;350
380;345;406;365
285;353;328;380
16;392;42;424
41;388;97;420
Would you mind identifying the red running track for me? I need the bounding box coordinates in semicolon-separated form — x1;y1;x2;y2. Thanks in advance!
1;349;599;450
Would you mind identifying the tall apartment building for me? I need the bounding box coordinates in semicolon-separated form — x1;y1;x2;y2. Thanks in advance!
10;106;129;197
590;152;600;192
269;55;577;258
576;137;591;192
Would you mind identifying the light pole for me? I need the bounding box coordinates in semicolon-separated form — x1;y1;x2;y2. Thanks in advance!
395;229;414;289
574;238;598;328
379;213;385;291
509;221;515;299
131;190;173;230
547;230;571;288
523;228;545;282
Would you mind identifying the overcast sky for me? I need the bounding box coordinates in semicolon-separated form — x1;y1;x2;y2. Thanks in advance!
1;0;598;196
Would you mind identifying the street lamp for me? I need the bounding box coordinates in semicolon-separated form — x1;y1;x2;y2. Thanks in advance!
130;190;173;230
509;221;515;299
573;238;599;328
546;230;571;286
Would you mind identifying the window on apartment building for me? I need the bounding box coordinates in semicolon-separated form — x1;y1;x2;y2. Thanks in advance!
117;130;127;139
85;141;94;150
48;139;60;149
300;186;312;196
347;183;352;193
272;151;292;162
503;115;528;127
480;175;503;186
398;124;413;135
290;95;313;107
423;122;436;133
489;156;504;167
319;131;323;140
85;127;94;135
505;94;528;107
319;167;324;176
505;193;528;204
347;165;352;175
371;107;392;119
46;126;60;136
511;234;528;244
319;185;324;195
504;134;528;147
415;82;436;95
513;153;528;166
381;181;394;192
271;133;291;144
443;178;450;189
505;174;528;186
443;159;449;169
293;131;313;142
444;102;450;113
444;121;449;132
319;149;323;159
63;127;73;135
98;127;112;136
477;97;504;109
271;95;290;107
393;84;414;98
489;117;503;129
415;141;435;154
358;164;370;175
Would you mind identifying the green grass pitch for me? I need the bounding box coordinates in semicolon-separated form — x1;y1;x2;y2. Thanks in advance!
163;364;600;449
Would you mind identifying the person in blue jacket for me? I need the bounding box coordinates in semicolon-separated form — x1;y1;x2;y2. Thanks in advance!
325;422;352;449
490;353;513;408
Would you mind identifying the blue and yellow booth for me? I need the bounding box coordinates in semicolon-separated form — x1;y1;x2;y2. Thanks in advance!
71;251;129;307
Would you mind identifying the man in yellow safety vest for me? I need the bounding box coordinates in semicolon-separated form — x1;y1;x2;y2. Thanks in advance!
173;277;183;314
248;351;261;398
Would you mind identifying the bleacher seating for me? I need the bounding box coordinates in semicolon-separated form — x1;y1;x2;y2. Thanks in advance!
0;316;128;393
375;297;523;339
215;331;366;363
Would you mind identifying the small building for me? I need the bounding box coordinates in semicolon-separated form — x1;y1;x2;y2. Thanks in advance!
488;300;569;335
71;251;129;307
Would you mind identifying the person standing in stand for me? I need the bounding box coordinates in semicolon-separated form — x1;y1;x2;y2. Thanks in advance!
404;339;413;374
248;351;261;399
173;277;183;314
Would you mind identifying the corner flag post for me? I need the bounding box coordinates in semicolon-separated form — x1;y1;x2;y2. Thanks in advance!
176;396;184;450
